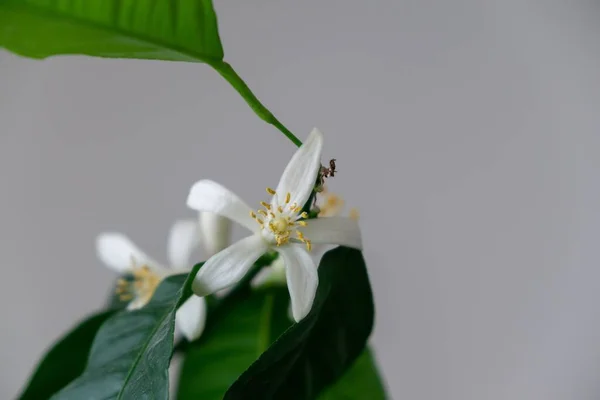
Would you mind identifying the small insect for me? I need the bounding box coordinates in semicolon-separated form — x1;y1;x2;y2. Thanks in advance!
328;159;337;177
321;159;337;179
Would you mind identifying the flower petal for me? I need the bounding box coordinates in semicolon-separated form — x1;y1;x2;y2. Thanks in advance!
187;180;256;232
192;235;268;296
96;233;159;273
278;244;319;322
300;216;363;250
167;219;200;269
273;128;324;209
126;297;148;311
199;212;232;257
175;295;207;341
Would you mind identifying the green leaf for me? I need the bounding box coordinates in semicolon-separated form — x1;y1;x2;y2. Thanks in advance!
0;0;223;62
318;348;388;400
224;246;375;400
177;286;292;399
52;264;201;400
18;310;115;400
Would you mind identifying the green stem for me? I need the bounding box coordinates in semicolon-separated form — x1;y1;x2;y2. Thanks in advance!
210;60;302;147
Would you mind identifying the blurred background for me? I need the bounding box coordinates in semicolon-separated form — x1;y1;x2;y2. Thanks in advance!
2;0;600;398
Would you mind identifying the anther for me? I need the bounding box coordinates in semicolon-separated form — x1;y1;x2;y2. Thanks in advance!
266;187;276;195
297;221;307;227
278;206;284;213
260;201;271;210
258;210;267;217
306;240;312;251
250;211;257;219
285;192;291;204
300;212;309;219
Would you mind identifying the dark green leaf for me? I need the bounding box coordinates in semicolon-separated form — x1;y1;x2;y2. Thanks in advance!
0;0;223;62
318;348;388;400
177;286;292;399
52;264;201;400
225;246;375;400
18;310;115;400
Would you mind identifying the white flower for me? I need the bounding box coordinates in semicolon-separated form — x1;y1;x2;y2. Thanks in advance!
96;220;207;341
186;128;363;322
251;187;360;289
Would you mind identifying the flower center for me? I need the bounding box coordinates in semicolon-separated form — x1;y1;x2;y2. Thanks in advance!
250;187;313;251
271;217;289;234
116;264;161;306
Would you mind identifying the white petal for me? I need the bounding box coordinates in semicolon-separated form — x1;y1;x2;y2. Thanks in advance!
199;212;232;257
300;217;363;250
96;233;159;273
192;235;268;296
175;295;207;341
126;297;147;311
278;245;319;322
187;180;256;232
273;128;324;209
167;220;200;269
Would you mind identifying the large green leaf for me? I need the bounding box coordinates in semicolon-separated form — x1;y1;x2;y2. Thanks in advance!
52;264;201;400
318;348;388;400
18;310;115;400
0;0;223;62
224;246;375;400
177;286;292;399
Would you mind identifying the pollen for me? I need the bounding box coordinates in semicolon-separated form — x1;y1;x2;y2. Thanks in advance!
318;190;345;217
252;190;312;250
115;264;161;306
295;231;312;251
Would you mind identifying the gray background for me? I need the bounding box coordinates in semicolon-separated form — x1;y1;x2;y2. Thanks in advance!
1;0;600;399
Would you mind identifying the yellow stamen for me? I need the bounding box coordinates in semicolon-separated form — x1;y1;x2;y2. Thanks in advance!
297;221;307;227
278;206;284;213
114;264;161;307
266;187;276;195
285;192;291;203
258;210;267;217
250;211;257;219
306;240;312;251
300;212;308;219
289;202;298;211
260;201;271;210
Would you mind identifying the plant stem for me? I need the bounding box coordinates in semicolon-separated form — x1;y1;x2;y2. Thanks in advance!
210;60;302;147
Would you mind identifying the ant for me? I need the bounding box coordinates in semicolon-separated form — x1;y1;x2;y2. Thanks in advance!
321;159;337;179
317;159;337;189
